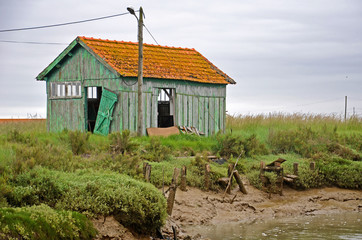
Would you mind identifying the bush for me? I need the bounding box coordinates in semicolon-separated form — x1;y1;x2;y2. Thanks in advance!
68;131;90;155
315;155;362;189
0;204;97;240
142;138;172;162
7;168;167;234
215;133;268;158
109;130;138;155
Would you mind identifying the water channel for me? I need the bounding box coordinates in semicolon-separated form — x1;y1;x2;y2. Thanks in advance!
185;212;362;240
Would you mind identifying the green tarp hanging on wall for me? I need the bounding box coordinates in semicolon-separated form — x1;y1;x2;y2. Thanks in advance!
94;88;118;136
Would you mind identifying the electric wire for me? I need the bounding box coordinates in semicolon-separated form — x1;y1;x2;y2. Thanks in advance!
0;40;67;45
0;12;130;33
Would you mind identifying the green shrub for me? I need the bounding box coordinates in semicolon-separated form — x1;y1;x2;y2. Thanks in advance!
215;133;245;158
215;133;268;158
246;170;262;190
68;131;90;155
315;155;362;189
0;204;97;240
109;130;138;155
142;137;172;162
8;168;167;234
293;167;325;189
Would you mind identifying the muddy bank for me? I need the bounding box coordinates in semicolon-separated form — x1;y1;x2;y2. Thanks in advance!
92;184;361;240
169;184;361;238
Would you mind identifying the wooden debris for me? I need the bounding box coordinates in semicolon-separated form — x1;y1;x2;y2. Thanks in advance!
226;164;233;194
233;170;247;194
180;165;187;191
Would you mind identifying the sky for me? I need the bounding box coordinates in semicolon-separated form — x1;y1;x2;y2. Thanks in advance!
0;0;361;118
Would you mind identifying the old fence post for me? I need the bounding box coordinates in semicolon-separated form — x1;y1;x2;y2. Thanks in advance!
145;164;151;182
205;164;211;191
180;165;187;191
167;168;180;215
293;162;299;175
226;164;233;194
143;162;151;182
310;161;315;171
233;170;247;194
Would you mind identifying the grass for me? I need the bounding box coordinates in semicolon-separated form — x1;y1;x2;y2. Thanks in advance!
0;114;361;235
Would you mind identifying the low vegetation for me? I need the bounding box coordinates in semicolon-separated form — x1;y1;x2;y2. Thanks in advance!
0;114;361;237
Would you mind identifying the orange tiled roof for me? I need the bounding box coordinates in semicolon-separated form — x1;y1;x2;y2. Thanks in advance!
78;36;234;84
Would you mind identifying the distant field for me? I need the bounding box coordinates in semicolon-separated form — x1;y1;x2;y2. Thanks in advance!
0;118;46;123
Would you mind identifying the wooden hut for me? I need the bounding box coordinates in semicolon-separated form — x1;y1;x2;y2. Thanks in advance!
36;36;235;135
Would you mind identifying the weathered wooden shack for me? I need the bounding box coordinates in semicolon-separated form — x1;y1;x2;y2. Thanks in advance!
36;36;235;135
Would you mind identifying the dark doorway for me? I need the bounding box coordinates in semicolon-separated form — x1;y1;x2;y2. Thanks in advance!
87;86;102;132
158;88;175;128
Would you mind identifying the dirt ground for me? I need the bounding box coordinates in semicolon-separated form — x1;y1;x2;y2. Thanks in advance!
92;183;361;240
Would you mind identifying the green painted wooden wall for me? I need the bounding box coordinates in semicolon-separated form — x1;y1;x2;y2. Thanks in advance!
45;44;227;135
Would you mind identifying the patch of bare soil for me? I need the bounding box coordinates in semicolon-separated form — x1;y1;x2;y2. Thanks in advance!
92;216;149;240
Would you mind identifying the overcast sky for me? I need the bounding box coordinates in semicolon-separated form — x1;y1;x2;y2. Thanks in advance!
0;0;361;118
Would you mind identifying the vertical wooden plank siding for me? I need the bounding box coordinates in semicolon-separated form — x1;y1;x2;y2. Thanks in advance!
204;98;209;136
183;95;187;126
192;96;199;129
122;92;129;130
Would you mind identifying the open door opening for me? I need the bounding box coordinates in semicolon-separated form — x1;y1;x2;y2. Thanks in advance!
87;86;102;132
157;88;175;128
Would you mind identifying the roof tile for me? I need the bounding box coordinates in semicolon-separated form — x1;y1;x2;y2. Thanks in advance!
78;36;234;84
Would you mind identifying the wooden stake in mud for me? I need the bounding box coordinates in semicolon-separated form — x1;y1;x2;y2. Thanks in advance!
226;164;234;194
180;165;187;191
204;164;211;191
167;168;180;215
233;170;247;194
222;153;242;199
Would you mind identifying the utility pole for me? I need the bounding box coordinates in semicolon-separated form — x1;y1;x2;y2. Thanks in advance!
137;7;144;136
127;7;144;136
344;96;347;121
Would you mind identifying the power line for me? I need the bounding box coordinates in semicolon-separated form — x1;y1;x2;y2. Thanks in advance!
0;40;67;45
0;12;129;33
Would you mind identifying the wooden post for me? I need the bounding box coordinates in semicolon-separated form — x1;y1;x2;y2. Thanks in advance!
233;170;247;194
145;164;151;182
180;165;187;191
204;164;211;191
310;161;315;171
293;162;299;175
167;168;180;215
166;185;176;215
137;7;144;136
143;162;147;176
226;164;233;194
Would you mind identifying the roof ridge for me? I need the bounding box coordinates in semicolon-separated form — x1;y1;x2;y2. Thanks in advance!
77;36;197;51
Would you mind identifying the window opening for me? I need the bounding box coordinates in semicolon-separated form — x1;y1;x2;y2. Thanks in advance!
157;88;175;128
50;82;81;98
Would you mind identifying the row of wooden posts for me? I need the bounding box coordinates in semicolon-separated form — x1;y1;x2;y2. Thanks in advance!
142;162;248;215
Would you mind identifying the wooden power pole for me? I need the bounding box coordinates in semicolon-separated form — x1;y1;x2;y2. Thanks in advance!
137;7;144;136
344;96;347;121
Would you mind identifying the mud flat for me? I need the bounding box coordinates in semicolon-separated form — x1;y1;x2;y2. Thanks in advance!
92;184;361;240
167;184;361;239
